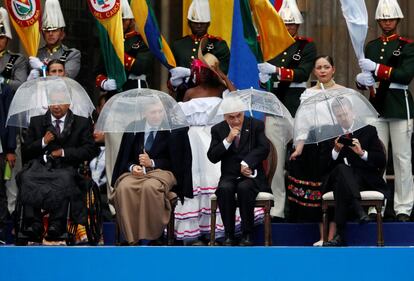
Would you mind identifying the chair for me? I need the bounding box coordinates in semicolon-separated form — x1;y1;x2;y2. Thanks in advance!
321;140;387;246
115;191;178;245
210;142;277;246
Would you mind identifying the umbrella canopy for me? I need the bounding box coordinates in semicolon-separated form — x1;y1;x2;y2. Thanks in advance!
6;76;95;128
95;88;189;133
294;88;379;144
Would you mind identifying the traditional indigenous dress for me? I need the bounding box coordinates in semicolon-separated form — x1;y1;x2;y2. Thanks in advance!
174;97;264;240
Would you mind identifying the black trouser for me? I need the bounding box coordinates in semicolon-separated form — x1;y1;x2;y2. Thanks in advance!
216;178;259;236
329;164;365;235
0;154;7;231
24;200;69;233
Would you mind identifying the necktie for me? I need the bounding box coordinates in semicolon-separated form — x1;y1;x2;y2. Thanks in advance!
234;134;240;148
55;119;61;137
145;130;155;151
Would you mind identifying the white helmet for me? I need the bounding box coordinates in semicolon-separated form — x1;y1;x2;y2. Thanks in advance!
187;0;211;23
121;0;134;20
375;0;404;20
279;0;304;24
0;8;12;39
42;0;66;31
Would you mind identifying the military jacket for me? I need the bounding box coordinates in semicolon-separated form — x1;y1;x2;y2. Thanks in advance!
172;34;230;74
0;50;28;91
365;34;414;119
37;44;81;79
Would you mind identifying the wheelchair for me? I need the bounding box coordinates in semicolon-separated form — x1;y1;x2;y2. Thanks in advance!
14;163;103;246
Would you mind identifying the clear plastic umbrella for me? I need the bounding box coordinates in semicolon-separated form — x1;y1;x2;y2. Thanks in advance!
294;87;379;144
95;88;189;133
6;76;95;128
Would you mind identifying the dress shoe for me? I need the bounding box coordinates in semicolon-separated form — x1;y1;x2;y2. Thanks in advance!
0;229;6;245
239;234;253;246
23;223;43;242
271;217;285;223
368;213;377;222
323;234;346;247
397;213;411;222
358;212;370;224
45;225;64;241
222;233;235;246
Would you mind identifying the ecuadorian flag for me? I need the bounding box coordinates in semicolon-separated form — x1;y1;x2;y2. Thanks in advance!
130;0;176;69
5;0;41;56
88;0;126;90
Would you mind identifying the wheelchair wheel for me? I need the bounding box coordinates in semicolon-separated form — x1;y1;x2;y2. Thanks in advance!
85;181;103;245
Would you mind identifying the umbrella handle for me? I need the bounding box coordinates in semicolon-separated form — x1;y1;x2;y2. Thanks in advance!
41;65;47;77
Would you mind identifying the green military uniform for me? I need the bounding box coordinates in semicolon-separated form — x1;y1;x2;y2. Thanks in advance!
365;34;414;119
0;50;28;91
96;31;154;91
172;34;230;74
265;37;316;116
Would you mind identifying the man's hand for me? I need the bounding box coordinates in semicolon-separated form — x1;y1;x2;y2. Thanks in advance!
334;137;344;153
356;72;375;87
258;62;277;74
50;149;63;158
350;138;365;157
93;131;105;143
29;56;44;69
359;58;377;72
101;78;117;91
240;164;253;177
226;127;241;143
43;131;55;145
132;165;145;176
139;150;152;168
5;153;16;168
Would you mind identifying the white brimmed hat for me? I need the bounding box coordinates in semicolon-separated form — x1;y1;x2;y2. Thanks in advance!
219;96;248;115
375;0;404;20
279;0;304;24
187;0;211;23
0;8;12;39
121;0;134;19
42;0;66;31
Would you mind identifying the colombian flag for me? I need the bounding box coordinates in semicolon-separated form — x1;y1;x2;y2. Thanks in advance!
130;0;176;69
5;0;41;56
88;0;126;90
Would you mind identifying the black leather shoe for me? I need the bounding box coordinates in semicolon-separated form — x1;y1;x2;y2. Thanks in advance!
222;233;235;246
397;213;410;222
368;213;377;222
271;217;285;223
45;225;65;241
23;223;43;242
358;212;370;224
323;234;346;247
239;234;253;246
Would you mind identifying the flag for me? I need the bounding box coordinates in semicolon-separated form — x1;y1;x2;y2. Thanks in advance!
130;0;176;69
87;0;126;90
274;0;283;11
5;0;41;56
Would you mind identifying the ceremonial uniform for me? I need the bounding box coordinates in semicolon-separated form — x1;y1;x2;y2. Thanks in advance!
365;34;414;217
172;34;230;74
0;50;28;91
37;44;81;79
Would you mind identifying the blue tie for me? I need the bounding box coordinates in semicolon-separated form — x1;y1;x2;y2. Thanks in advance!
145;130;154;151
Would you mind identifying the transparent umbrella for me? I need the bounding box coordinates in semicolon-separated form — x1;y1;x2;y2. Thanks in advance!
6;76;95;128
95;88;189;133
294;87;379;144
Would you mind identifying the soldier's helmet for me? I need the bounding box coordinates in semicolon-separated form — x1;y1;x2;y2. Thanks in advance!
375;0;404;20
187;0;211;23
0;8;12;39
121;0;134;20
279;0;304;24
42;0;66;31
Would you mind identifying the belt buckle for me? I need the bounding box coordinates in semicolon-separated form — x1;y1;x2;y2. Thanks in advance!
393;50;401;56
292;54;301;61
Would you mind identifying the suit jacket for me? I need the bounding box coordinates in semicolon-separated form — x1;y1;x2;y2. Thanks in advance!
0;85;16;153
22;110;98;168
324;125;388;197
111;126;193;201
207;117;271;192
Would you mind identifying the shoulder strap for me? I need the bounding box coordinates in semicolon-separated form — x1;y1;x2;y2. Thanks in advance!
59;50;72;63
1;54;19;79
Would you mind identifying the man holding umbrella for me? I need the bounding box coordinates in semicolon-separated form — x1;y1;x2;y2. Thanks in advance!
357;0;414;222
207;97;270;246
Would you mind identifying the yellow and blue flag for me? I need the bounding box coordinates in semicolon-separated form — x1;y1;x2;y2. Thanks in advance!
130;0;176;69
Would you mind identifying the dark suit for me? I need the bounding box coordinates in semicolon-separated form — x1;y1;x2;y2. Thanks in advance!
20;110;98;236
112;126;193;201
207;117;270;235
323;125;388;230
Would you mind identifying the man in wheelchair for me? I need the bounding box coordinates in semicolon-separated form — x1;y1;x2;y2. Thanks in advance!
18;92;98;243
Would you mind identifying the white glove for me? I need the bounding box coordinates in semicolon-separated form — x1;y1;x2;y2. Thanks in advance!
170;67;191;80
359;58;377;72
29;56;44;69
356;72;375;87
27;69;40;81
258;62;277;74
101;78;117;91
259;72;271;83
170;76;184;87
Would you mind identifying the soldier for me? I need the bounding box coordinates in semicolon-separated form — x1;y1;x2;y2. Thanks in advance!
357;0;414;222
95;0;154;93
28;0;81;80
257;0;316;221
0;7;24;244
169;0;230;101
